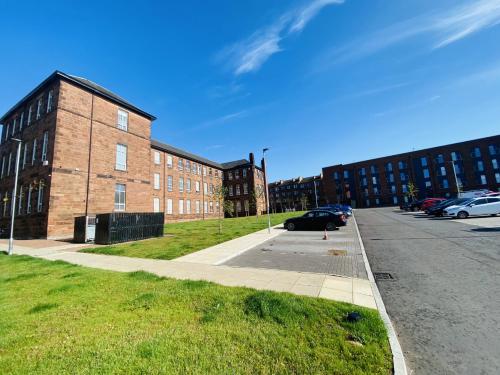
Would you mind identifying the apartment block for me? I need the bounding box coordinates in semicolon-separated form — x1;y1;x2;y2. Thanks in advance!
322;135;500;208
268;175;324;212
0;71;267;239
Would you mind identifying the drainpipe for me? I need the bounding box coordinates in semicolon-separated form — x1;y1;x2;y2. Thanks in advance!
84;94;94;217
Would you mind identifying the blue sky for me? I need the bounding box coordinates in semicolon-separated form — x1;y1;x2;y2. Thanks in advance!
1;0;500;181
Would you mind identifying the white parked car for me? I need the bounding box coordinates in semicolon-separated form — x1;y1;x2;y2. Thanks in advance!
443;197;500;219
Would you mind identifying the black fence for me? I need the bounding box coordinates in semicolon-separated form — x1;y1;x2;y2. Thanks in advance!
93;212;164;245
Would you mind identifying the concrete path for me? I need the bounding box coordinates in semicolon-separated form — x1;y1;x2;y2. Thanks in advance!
224;219;368;278
355;207;500;375
4;219;377;309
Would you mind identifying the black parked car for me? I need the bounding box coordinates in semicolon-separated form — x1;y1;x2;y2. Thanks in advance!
406;199;425;212
426;198;470;216
312;208;348;226
284;210;342;231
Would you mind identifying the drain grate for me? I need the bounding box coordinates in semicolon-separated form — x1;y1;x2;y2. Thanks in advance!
373;272;395;281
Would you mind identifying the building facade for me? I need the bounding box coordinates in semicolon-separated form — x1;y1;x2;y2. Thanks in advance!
268;175;324;212
322;135;500;208
0;71;267;239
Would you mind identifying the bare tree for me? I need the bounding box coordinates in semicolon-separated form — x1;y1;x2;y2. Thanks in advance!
300;194;309;211
250;184;265;221
407;181;419;201
213;185;233;234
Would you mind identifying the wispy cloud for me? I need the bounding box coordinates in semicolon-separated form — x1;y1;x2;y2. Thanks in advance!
373;95;441;118
205;144;224;150
195;110;248;129
215;0;343;75
317;0;500;68
346;81;414;99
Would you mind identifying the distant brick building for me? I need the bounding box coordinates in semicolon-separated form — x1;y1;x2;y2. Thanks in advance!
322;135;500;208
268;174;324;212
0;71;267;239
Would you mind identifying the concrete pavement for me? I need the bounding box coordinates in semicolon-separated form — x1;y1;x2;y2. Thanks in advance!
355;207;500;375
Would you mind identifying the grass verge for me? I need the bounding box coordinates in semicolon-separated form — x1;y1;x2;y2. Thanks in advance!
0;254;392;374
83;211;305;260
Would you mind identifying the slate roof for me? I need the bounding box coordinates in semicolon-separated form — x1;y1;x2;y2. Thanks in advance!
1;70;156;123
151;139;223;169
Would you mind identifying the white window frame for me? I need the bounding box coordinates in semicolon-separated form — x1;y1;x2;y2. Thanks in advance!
154;151;161;165
204;201;208;214
26;186;32;214
18;186;23;215
167;176;173;192
153;197;160;213
115;144;127;171
195;181;200;192
154;173;160;190
167;155;173;168
31;139;37;165
186;178;191;192
114;184;126;211
22;143;28;169
179;177;184;192
117;109;128;131
27;105;33;125
36;98;42;120
195;200;200;214
203;182;208;194
41;131;49;162
37;185;44;212
186;200;191;214
179;199;184;215
167;199;173;214
47;90;53;113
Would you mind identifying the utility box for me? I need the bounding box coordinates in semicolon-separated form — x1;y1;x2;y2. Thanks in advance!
73;216;96;243
94;212;164;245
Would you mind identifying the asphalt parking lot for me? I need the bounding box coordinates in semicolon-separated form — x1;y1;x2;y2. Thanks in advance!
224;219;368;279
355;207;500;375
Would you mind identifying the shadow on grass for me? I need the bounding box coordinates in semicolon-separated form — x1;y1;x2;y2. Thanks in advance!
29;303;59;314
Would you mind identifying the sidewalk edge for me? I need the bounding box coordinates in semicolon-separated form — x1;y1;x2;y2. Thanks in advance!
352;211;408;375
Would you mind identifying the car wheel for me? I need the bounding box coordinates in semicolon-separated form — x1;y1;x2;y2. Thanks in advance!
457;211;469;219
287;222;295;231
325;222;336;231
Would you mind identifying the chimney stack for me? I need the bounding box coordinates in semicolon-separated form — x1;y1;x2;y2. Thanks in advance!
249;152;255;165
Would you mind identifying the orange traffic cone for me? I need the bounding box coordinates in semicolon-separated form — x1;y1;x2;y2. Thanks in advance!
323;229;328;240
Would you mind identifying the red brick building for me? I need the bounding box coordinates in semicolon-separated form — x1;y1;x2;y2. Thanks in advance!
321;135;500;208
0;71;267;239
268;175;324;212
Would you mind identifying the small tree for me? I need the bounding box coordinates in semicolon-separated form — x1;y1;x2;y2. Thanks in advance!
407;181;419;201
250;185;265;221
300;194;309;211
213;185;233;234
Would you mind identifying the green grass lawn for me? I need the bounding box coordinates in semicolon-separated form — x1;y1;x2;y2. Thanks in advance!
0;254;392;374
83;212;306;260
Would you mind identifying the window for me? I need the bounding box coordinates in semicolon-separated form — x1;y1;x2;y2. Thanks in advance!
425;181;432;188
386;163;393;172
402;184;408;193
115;144;127;171
179;177;184;192
197;165;201;175
154;173;160;190
228;171;233;180
4;124;9;141
22;144;28;170
333;172;339;180
47;90;54;113
167;199;173;214
229;185;234;196
191;162;196;174
373;187;379;195
421;157;427;167
209;183;213;195
343;170;349;179
451;151;461;161
154;151;161;165
492;159;499;170
209;201;213;213
179;199;184;214
203;166;207;176
18;186;23;215
480;175;487;185
244;200;249;213
388;173;394;183
36;185;44;212
7;153;12;176
114;184;126;211
243;169;247;178
186;178;191;192
375;198;380;205
436;154;444;164
0;155;4;178
370;165;377;174
393;196;398;205
391;185;396;193
471;147;481;158
442;179;449;189
203;182;208;194
27;105;33;125
153;198;160;213
471;198;487;206
423;168;430;179
19;112;24;130
12;118;17;135
195;200;200;214
477;161;484;172
117;109;128;131
167;176;173;192
178;158;183;170
195;181;200;192
236;201;241;212
186;160;190;171
372;176;377;185
440;166;446;176
359;168;366;176
36;98;42;120
495;173;500;183
167;155;173;168
204;201;208;213
236;185;240;195
398;161;406;170
41;131;49;162
235;170;240;179
489;144;499;156
27;186;32;214
31;139;37;165
366;199;370;207
186;200;191;214
243;183;248;194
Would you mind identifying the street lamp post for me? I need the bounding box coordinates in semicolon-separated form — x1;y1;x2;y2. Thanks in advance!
262;148;271;234
313;178;319;208
8;138;22;255
450;160;461;197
